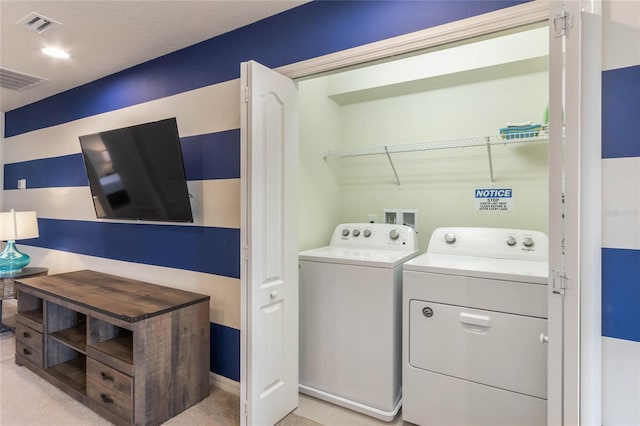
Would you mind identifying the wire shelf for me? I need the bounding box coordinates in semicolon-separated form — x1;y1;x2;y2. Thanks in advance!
323;132;548;185
324;133;548;158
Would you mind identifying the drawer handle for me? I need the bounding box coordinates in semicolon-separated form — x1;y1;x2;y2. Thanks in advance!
22;348;32;355
22;331;31;338
100;371;114;382
100;393;114;404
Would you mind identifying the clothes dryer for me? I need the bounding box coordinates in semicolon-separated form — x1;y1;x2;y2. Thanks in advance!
402;227;548;426
299;223;419;421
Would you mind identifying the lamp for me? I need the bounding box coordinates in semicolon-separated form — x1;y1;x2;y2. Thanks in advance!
0;209;39;274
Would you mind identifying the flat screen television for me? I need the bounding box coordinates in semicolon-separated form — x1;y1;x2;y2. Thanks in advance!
79;117;193;222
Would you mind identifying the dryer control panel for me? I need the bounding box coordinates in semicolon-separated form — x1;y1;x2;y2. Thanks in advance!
427;227;548;262
330;223;418;251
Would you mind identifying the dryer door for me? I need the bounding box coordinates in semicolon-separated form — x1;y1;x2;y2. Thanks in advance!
409;299;547;399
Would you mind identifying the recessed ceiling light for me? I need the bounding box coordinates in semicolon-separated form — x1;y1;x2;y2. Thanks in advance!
41;47;70;59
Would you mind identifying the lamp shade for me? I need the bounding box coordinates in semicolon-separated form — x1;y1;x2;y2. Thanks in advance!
0;210;39;241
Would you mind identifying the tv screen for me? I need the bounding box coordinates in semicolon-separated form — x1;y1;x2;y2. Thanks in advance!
79;118;193;222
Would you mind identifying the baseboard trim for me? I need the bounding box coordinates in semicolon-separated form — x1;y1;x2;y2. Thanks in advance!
209;372;240;396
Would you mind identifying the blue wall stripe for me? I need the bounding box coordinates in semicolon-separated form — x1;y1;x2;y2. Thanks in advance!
21;218;240;278
602;64;640;159
4;0;528;137
4;154;88;190
210;322;240;381
3;130;241;189
182;129;240;181
602;248;640;342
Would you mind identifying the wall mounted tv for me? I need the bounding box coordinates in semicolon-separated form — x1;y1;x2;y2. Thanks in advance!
79;117;193;222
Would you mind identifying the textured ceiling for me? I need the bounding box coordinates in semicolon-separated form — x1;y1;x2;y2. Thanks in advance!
0;1;307;113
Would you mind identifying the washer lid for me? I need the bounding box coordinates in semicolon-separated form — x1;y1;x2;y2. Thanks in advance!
403;253;548;284
299;246;419;268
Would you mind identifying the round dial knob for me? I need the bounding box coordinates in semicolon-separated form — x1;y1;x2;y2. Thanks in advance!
444;233;456;244
353;229;361;237
522;237;534;247
505;236;517;246
341;228;350;237
363;229;372;238
389;229;400;240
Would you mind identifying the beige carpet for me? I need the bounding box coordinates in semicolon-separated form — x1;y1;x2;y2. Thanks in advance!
0;299;396;426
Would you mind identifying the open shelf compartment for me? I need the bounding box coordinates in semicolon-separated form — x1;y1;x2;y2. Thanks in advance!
86;317;134;375
46;302;87;353
17;292;44;331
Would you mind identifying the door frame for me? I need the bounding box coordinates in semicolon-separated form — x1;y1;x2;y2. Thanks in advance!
243;1;600;424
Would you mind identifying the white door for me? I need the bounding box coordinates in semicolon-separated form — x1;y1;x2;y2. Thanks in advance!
240;60;299;426
548;2;602;425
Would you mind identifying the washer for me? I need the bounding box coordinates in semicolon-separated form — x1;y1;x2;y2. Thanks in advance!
299;223;419;421
402;227;548;426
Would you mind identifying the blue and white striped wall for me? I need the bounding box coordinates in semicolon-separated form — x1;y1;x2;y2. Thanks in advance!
601;1;640;424
2;0;532;384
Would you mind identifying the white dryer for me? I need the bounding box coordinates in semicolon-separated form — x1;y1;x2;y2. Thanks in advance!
402;227;548;426
299;223;419;421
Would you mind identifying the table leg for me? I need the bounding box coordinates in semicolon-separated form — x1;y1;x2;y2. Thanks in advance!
0;299;15;333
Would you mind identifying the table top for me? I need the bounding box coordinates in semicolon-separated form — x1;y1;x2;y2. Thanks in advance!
1;267;48;299
0;267;49;280
16;269;209;322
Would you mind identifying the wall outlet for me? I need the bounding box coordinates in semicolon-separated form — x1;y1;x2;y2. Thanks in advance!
368;214;377;223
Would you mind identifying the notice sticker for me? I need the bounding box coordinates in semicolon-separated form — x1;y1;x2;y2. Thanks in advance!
474;188;513;212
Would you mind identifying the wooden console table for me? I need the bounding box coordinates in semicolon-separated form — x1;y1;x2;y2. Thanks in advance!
14;270;210;425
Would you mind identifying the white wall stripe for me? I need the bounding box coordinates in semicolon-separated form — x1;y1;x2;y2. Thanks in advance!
3;79;241;164
602;157;640;250
602;0;640;72
23;245;241;330
602;337;640;425
3;178;240;229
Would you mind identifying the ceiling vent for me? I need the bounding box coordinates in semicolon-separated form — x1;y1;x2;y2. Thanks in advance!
17;12;62;34
0;68;49;91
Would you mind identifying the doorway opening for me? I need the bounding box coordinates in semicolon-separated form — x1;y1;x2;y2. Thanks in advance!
295;21;551;425
298;22;549;252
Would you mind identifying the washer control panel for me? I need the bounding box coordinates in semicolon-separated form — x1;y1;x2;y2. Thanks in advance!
428;227;548;262
330;223;418;251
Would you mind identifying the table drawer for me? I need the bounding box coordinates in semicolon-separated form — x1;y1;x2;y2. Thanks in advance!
86;358;133;422
16;339;43;368
15;323;43;352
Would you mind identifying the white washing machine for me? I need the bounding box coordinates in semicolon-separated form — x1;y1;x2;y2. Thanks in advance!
402;227;548;426
299;223;419;421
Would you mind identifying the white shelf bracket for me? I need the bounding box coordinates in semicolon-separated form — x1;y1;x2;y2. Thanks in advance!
384;146;401;186
485;136;495;182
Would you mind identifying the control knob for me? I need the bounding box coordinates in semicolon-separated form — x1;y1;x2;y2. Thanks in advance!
389;229;400;240
353;229;361;237
341;228;350;237
522;237;534;247
363;229;372;238
505;236;517;246
444;233;456;244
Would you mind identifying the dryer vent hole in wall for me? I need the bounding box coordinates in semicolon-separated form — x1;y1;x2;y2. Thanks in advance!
384;209;418;230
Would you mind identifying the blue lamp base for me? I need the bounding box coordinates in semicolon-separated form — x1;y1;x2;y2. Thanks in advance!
0;240;31;275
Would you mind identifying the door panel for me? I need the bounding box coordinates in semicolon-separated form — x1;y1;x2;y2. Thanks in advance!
240;60;298;426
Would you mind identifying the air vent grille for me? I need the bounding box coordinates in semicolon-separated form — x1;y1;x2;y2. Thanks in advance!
0;68;49;91
17;12;62;34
